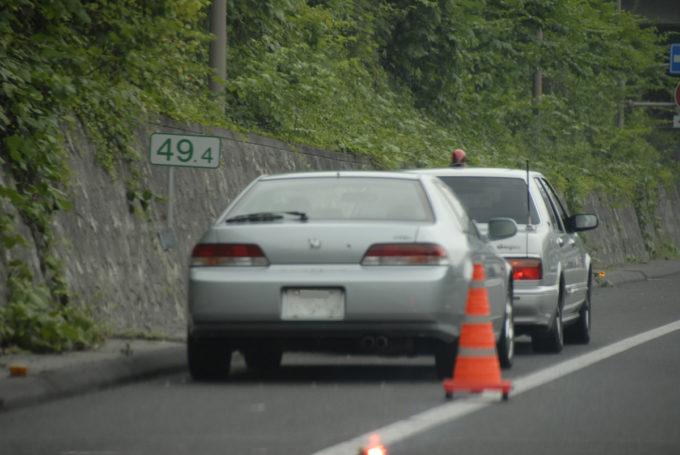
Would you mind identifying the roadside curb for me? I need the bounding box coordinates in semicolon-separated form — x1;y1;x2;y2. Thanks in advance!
598;260;680;287
0;344;185;412
598;270;648;287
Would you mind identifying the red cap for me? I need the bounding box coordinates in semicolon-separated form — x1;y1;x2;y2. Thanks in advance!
452;149;466;163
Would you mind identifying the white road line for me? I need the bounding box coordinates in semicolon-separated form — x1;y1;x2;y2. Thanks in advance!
311;319;680;455
60;452;121;455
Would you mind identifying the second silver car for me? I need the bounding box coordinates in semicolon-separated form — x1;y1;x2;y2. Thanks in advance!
413;167;598;353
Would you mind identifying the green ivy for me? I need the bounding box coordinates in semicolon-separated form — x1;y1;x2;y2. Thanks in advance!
0;0;223;351
0;261;104;352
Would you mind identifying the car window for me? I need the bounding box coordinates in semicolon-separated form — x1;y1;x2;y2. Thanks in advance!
228;177;434;222
437;176;539;225
536;178;569;229
432;180;468;232
534;177;564;232
542;178;571;220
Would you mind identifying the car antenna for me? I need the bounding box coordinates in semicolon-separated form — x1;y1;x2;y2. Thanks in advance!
526;160;531;258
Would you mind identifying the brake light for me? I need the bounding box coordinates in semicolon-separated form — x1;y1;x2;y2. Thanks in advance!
509;258;542;280
361;243;449;266
191;243;269;266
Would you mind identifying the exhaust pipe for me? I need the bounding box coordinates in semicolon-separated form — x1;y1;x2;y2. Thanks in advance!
375;336;389;349
360;336;376;350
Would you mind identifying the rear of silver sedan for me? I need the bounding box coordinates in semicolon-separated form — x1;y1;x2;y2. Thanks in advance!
187;172;474;379
414;168;598;354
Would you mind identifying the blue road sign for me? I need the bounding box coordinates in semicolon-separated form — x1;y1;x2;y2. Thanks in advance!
671;44;680;75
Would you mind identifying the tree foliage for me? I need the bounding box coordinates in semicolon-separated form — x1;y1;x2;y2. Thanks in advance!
225;0;677;200
0;0;220;351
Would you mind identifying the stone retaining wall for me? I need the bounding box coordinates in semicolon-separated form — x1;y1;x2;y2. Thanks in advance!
1;119;678;336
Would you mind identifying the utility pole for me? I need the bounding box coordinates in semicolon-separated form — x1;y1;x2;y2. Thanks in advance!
617;0;625;128
208;0;227;103
533;28;543;106
531;27;543;150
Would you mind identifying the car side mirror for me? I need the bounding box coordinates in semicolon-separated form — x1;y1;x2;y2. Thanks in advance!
566;214;599;232
488;218;518;241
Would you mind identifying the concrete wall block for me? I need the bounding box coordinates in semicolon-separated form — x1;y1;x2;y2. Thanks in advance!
581;192;650;267
653;183;680;253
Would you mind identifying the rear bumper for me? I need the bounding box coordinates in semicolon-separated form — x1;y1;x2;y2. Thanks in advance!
189;321;458;354
190;321;455;337
512;283;559;332
189;264;467;326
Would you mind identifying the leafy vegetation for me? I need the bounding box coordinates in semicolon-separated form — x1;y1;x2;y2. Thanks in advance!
225;0;679;202
0;0;222;351
0;261;103;352
1;0;678;350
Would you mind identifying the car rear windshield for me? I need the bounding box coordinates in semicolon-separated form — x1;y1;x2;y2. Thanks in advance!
438;176;539;224
228;177;434;222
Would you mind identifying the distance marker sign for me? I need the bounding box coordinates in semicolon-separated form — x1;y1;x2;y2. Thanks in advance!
149;133;221;168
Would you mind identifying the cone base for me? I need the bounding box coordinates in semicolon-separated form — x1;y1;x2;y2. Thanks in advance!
442;378;512;400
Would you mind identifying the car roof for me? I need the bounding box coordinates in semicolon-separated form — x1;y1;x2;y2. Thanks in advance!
408;167;545;181
259;170;427;181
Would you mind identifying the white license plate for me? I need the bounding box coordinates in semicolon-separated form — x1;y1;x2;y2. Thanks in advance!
281;288;345;321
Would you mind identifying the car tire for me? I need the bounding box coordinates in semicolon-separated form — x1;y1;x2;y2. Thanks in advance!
243;348;283;372
565;271;592;344
435;340;458;380
531;285;565;353
497;288;515;369
187;336;232;381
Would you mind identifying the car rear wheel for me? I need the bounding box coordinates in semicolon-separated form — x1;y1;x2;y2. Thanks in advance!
497;292;514;369
531;286;565;353
566;272;592;344
187;336;232;381
435;340;458;379
243;348;283;372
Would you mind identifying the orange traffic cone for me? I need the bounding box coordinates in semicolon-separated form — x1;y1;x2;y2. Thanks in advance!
359;434;387;455
443;263;512;401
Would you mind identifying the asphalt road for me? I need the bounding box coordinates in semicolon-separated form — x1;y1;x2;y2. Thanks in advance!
2;273;680;455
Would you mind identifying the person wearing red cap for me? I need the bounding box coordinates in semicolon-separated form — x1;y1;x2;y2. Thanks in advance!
450;148;467;167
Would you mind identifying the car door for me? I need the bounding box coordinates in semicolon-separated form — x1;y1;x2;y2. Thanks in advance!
538;178;588;314
532;177;565;291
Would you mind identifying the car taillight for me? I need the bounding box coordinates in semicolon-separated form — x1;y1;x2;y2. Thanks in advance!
361;243;449;266
509;258;542;280
191;243;269;267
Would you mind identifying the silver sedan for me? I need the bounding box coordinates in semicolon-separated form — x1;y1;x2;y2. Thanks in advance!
413;167;599;353
187;171;516;380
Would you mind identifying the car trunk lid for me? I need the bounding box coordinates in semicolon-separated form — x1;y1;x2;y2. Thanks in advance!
211;222;422;264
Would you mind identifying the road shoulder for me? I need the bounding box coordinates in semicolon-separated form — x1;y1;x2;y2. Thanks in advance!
0;339;184;411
